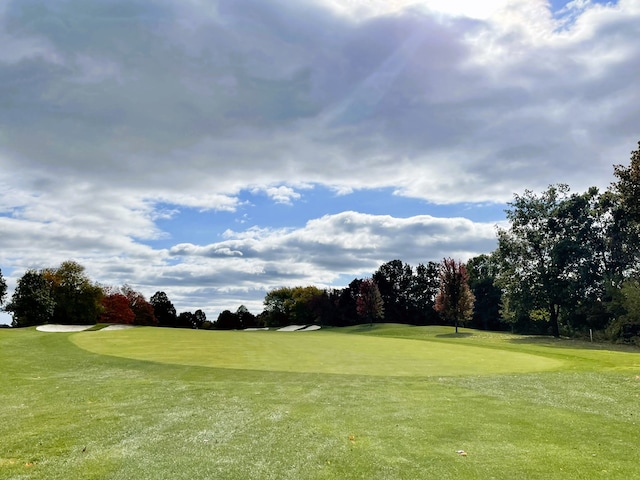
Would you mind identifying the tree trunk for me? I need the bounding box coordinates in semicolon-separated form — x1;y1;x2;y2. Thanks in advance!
549;303;560;338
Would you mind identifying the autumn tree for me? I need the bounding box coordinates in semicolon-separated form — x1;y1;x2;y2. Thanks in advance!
6;270;55;327
100;290;135;325
434;258;475;333
122;285;157;326
356;278;384;326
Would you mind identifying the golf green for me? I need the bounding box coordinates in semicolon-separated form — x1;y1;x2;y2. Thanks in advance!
71;327;564;376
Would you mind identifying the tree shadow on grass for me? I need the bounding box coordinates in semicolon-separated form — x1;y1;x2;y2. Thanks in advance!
508;336;639;353
436;333;474;338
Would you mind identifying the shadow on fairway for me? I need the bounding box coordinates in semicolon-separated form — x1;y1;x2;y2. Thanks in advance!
436;332;474;338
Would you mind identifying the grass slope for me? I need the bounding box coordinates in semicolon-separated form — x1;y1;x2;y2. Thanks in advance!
1;325;639;480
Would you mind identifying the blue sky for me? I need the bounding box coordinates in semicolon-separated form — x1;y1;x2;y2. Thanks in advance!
0;0;637;324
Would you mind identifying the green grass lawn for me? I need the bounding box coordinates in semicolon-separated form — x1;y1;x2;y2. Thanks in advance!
1;325;639;479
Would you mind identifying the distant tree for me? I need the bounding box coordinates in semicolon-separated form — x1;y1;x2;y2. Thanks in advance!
434;258;475;334
466;254;504;331
409;262;441;325
44;261;103;325
373;260;413;322
6;270;55;327
332;280;362;327
150;291;178;327
356;278;384;326
0;268;7;306
100;291;135;325
122;285;157;326
290;286;326;324
236;305;259;328
263;287;294;327
177;311;195;328
193;309;207;329
215;310;241;330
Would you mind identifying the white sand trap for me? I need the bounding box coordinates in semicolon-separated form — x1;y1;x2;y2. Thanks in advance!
244;327;269;331
36;324;94;332
276;325;321;332
101;324;135;331
277;325;307;332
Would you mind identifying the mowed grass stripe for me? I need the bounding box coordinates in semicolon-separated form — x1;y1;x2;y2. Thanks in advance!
70;327;564;376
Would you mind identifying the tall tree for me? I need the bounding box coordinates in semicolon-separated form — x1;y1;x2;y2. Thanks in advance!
373;260;414;322
605;141;640;279
496;185;601;337
409;262;441;325
466;254;504;331
193;309;207;329
0;268;7;307
6;270;55;327
356;278;384;326
434;258;475;333
44;261;103;325
150;291;177;327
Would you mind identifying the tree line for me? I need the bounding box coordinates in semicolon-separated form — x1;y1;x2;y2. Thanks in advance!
2;142;639;343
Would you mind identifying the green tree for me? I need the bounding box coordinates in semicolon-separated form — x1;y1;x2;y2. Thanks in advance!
356;278;384;326
150;291;177;327
6;270;55;327
263;286;326;326
373;260;414;321
263;287;295;327
236;305;259;328
497;185;602;337
467;254;504;331
434;258;475;333
604;141;640;279
45;261;103;325
193;309;207;329
0;268;7;306
410;262;441;325
605;278;640;343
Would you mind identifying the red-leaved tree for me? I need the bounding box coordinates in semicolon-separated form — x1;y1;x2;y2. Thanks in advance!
100;292;135;325
434;258;475;333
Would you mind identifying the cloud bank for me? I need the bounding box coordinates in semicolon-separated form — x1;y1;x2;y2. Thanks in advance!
0;0;637;318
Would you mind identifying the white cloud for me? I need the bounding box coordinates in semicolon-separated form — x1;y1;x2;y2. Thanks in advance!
0;0;637;319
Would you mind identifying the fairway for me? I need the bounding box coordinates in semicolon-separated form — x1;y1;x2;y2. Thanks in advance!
71;327;564;376
2;325;640;480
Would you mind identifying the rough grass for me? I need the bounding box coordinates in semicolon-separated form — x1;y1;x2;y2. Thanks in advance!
1;325;639;479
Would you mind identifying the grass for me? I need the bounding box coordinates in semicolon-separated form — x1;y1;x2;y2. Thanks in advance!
0;325;639;479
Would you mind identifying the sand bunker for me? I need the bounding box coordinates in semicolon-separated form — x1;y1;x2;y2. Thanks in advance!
36;324;94;332
36;324;135;332
100;324;135;331
276;325;321;332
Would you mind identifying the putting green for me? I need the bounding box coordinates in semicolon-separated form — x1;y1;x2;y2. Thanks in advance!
70;327;564;376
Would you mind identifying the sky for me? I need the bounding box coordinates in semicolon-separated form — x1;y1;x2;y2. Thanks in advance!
1;0;638;324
